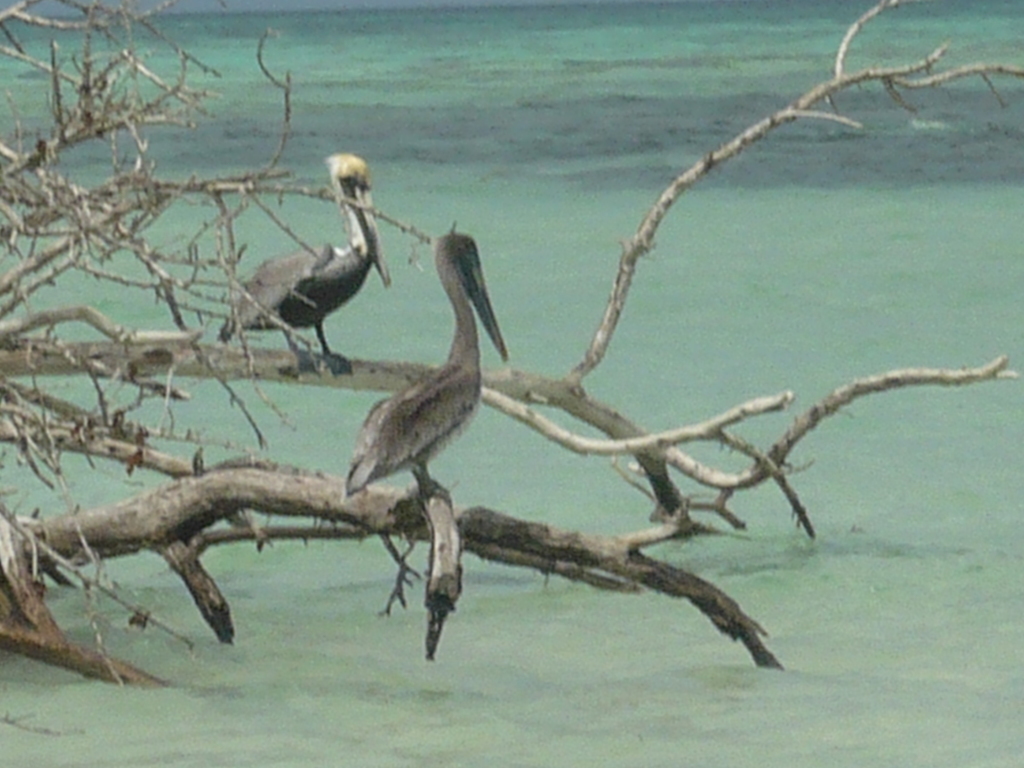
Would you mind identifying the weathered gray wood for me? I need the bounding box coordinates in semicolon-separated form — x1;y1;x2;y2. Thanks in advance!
422;494;462;661
1;511;165;686
15;470;780;667
458;507;782;669
162;541;235;644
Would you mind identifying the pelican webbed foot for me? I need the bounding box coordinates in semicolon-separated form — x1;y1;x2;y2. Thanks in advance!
320;351;353;376
378;534;421;616
287;344;353;376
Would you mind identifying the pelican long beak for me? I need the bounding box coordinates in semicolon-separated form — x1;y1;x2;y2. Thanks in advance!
453;237;509;362
326;154;391;288
345;182;391;288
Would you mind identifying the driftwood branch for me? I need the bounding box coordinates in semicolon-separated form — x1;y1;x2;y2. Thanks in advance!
14;467;781;668
1;0;1019;681
0;339;1014;524
483;388;795;456
0;506;165;685
567;0;1024;384
3;339;1011;501
422;494;461;661
0;305;202;344
766;357;1016;472
835;0;915;78
161;540;234;644
458;508;781;669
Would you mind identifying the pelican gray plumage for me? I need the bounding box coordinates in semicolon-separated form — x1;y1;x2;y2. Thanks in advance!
219;153;390;368
345;231;507;659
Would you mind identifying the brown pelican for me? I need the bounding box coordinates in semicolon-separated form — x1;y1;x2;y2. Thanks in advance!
346;231;508;496
346;231;508;659
219;153;390;371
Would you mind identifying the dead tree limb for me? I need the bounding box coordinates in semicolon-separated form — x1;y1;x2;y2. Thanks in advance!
568;2;1024;384
422;494;461;661
458;507;782;669
1;340;1014;529
1;0;1020;680
766;357;1017;472
14;468;781;667
161;540;234;644
0;507;165;685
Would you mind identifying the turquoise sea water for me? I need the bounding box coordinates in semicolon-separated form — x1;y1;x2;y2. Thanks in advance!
2;1;1023;766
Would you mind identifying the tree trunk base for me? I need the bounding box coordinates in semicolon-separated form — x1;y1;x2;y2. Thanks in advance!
0;512;165;686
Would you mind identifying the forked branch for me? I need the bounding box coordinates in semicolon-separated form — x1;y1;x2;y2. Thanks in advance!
0;0;1019;680
569;1;1024;383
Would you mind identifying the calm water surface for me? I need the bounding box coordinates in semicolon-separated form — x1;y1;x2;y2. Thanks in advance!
2;1;1022;766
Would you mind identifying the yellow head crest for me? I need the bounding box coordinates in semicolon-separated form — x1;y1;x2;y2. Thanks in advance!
325;153;371;187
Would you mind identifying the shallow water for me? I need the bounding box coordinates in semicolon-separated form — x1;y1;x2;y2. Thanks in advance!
2;1;1023;766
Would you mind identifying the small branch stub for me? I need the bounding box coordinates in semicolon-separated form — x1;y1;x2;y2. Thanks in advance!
422;494;462;661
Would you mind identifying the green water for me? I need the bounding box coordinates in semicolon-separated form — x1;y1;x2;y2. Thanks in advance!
1;1;1022;766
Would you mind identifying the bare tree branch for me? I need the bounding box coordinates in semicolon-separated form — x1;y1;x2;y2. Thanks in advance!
483;387;795;456
568;2;1023;384
0;305;202;344
0;0;1018;680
